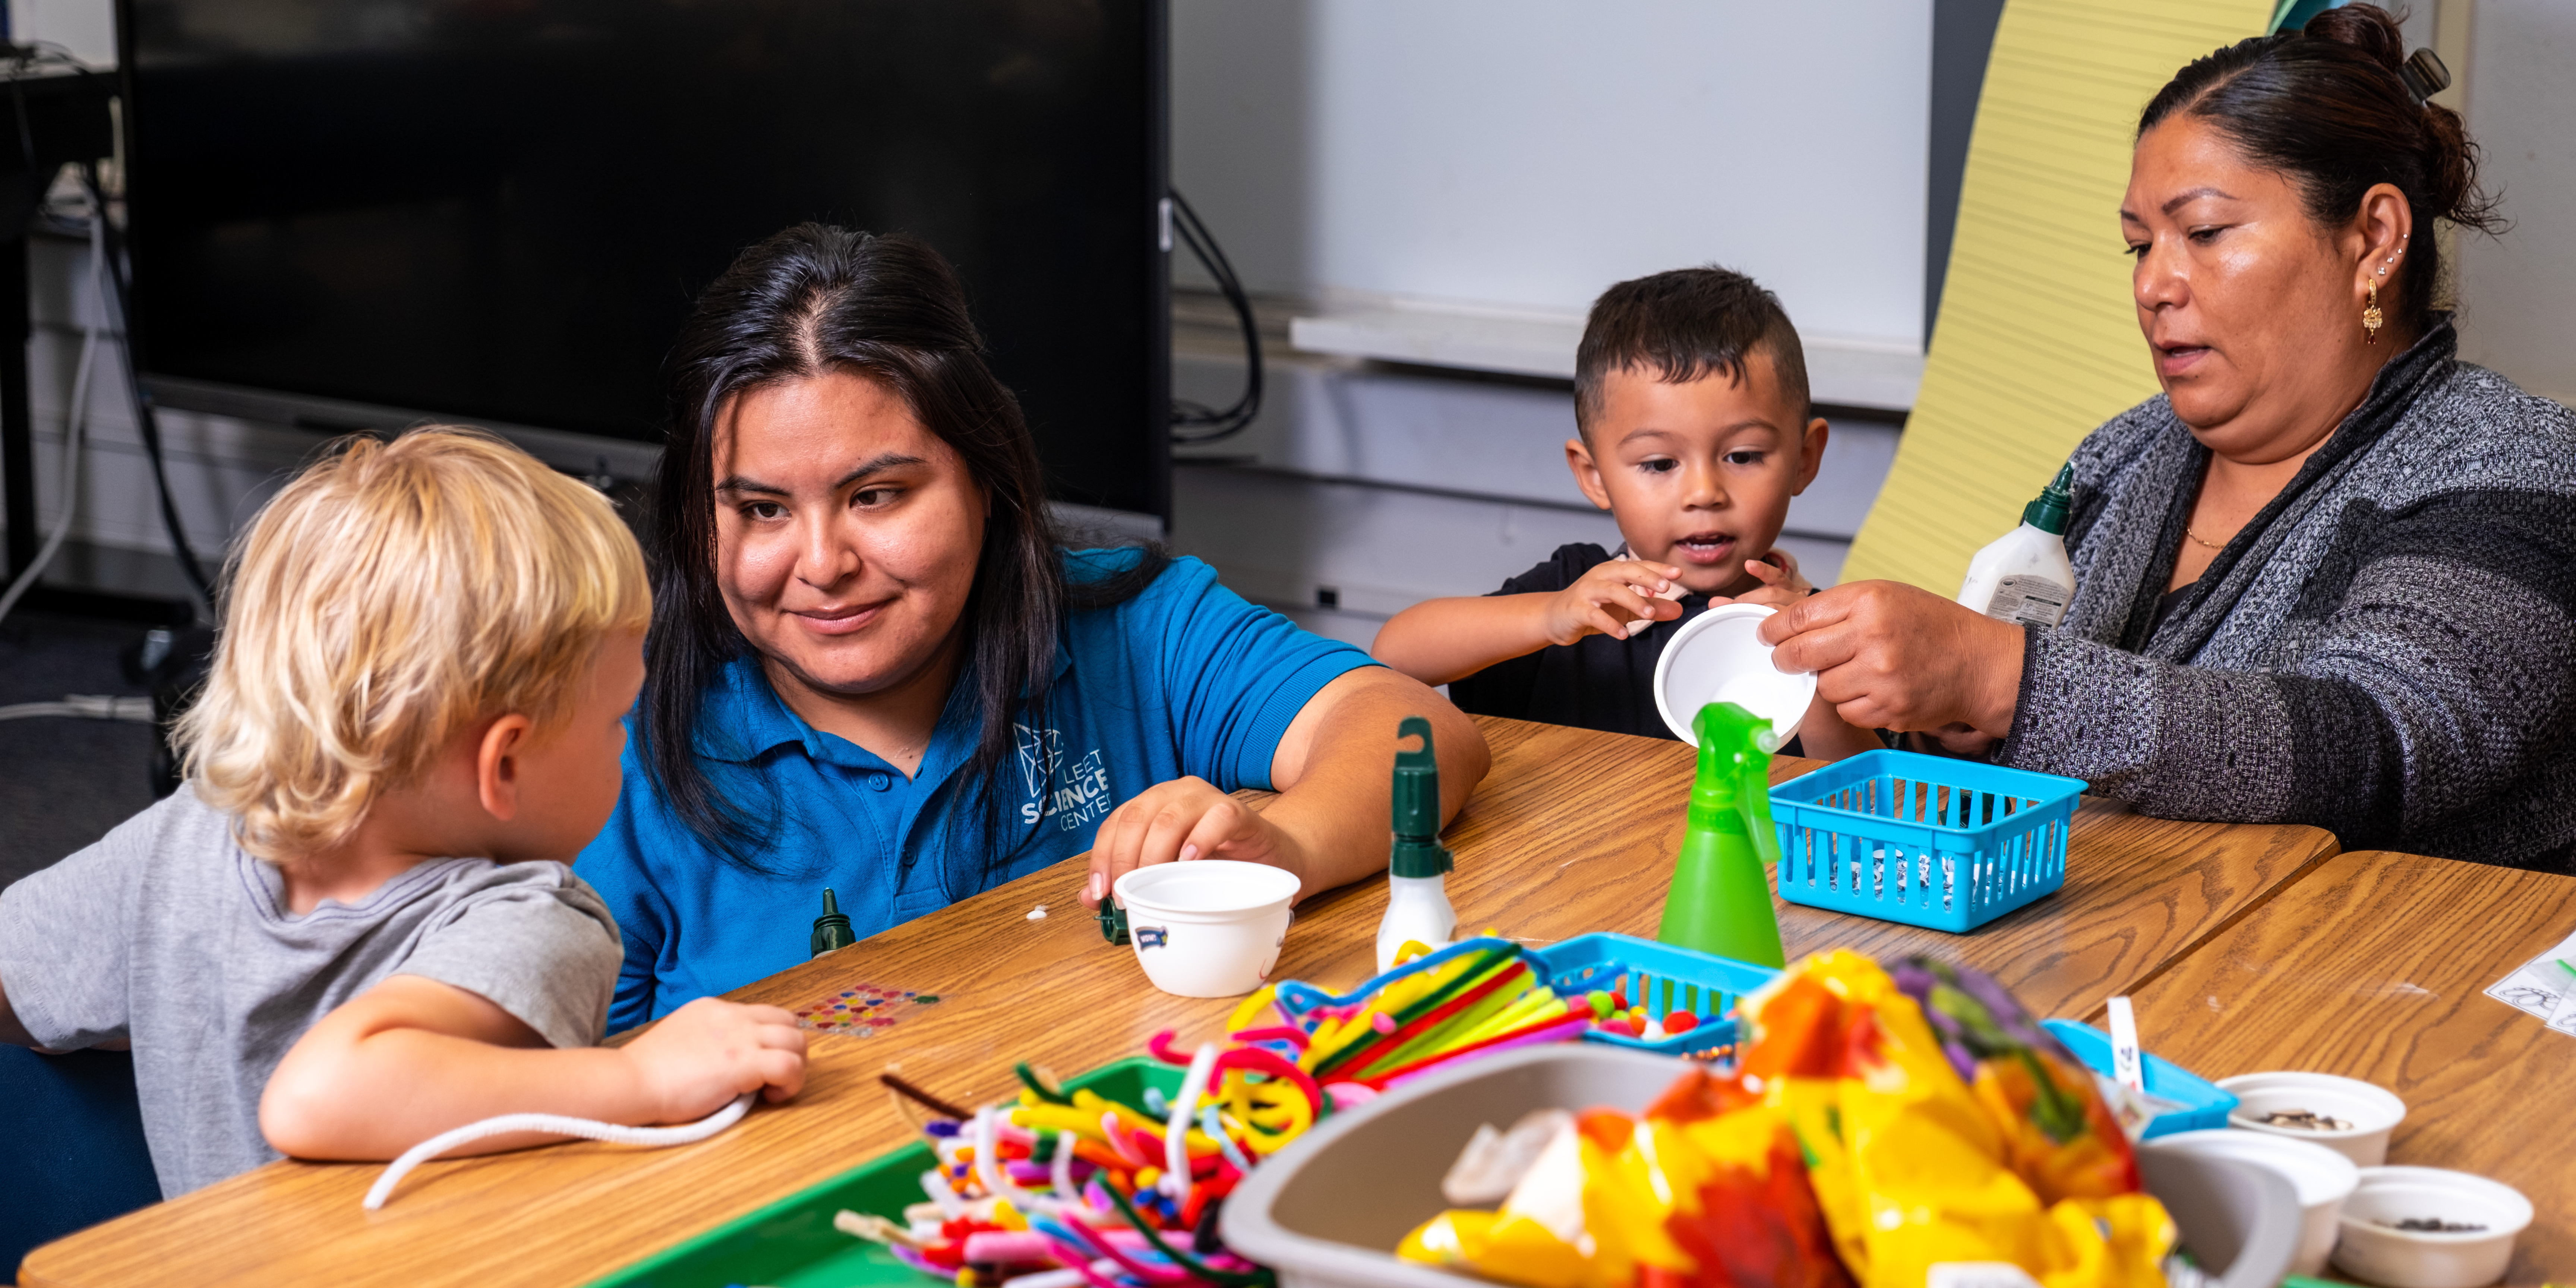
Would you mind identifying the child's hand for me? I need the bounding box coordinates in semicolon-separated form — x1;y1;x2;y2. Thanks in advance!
1545;559;1686;644
1791;688;1881;761
623;997;808;1121
1918;722;1999;758
1723;550;1814;607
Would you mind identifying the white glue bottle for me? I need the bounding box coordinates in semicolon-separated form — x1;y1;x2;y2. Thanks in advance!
1376;715;1458;972
1957;464;2076;628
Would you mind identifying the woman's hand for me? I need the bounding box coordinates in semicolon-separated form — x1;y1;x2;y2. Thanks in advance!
1079;668;1488;909
1080;777;1304;909
1757;580;2026;737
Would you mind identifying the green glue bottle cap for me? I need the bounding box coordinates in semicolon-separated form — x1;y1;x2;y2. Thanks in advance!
810;887;856;958
2022;463;2074;536
1389;715;1453;878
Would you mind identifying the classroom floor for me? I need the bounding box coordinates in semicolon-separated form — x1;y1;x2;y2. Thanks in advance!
0;610;161;893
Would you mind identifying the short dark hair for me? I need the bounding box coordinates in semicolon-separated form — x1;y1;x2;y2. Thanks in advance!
2140;3;2503;337
1573;266;1811;437
645;224;1162;890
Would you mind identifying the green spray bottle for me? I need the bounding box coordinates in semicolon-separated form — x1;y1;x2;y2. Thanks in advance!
1655;701;1787;968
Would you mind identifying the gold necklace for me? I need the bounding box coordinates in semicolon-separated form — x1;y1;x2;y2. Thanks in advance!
2184;524;2229;550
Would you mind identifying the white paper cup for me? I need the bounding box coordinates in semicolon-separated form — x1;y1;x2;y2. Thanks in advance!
2219;1070;2408;1166
2149;1128;2359;1276
1112;860;1300;998
1651;603;1816;745
2332;1166;2532;1288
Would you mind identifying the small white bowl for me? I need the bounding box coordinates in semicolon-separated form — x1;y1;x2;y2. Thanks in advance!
2332;1166;2532;1288
1113;860;1299;998
2148;1128;2359;1276
1651;603;1816;745
2219;1070;2407;1166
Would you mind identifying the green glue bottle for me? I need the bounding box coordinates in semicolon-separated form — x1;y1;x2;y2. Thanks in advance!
811;887;856;958
1375;715;1458;972
1655;701;1787;968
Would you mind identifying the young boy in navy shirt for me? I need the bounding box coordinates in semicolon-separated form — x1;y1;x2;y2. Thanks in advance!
1374;267;1872;756
0;429;807;1196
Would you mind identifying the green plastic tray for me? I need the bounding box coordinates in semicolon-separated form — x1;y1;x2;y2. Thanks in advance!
588;1057;1184;1288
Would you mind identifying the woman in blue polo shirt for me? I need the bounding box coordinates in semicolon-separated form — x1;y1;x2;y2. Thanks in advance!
577;225;1488;1028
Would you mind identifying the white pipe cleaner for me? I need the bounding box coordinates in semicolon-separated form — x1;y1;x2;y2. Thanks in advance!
363;1092;754;1210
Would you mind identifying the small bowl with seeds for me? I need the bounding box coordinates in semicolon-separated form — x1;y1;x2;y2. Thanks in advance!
2332;1165;2531;1288
2218;1070;2407;1166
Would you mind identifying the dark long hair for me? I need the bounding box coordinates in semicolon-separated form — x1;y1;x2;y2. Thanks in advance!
643;224;1164;888
2139;4;2503;337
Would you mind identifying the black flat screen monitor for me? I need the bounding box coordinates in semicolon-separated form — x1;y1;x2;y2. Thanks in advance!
118;0;1170;517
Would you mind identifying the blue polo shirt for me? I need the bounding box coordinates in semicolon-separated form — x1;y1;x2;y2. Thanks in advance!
575;550;1377;1029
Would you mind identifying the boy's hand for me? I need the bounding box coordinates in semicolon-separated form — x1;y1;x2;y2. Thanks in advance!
1546;559;1686;643
1719;550;1814;608
622;997;808;1121
1917;722;2000;758
1788;686;1881;761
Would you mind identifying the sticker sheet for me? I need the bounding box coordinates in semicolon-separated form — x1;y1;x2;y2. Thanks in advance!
2483;928;2576;1036
793;984;940;1036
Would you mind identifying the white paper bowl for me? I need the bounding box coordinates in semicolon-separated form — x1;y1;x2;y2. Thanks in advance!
2332;1166;2532;1288
1650;603;1816;745
2148;1128;2359;1276
1113;860;1300;998
2219;1070;2408;1166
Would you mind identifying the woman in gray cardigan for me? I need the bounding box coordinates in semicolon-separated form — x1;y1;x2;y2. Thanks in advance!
1764;6;2575;870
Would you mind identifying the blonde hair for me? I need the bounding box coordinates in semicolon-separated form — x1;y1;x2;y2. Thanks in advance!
177;427;651;862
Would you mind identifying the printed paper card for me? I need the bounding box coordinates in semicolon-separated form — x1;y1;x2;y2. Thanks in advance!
2484;928;2576;1036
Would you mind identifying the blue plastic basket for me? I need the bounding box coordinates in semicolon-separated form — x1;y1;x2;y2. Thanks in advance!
1768;749;2086;932
2039;1019;2238;1139
1529;932;1779;1061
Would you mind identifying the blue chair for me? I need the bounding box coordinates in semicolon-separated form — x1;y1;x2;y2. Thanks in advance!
0;1045;162;1272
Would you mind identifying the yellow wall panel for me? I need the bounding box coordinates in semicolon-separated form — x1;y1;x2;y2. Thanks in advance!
1842;0;2272;591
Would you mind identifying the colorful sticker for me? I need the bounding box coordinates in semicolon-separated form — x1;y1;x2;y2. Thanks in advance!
793;984;942;1035
1134;926;1169;949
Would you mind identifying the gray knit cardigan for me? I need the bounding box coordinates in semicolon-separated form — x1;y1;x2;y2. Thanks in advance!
1997;318;2576;871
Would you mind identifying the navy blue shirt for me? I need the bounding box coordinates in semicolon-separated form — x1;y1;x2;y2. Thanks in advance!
1446;543;1712;741
575;551;1377;1029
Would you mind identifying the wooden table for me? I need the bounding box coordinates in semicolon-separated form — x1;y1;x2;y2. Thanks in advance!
2131;849;2576;1287
20;716;2343;1288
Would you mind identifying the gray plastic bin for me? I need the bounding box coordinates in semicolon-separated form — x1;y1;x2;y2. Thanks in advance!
1224;1045;2297;1288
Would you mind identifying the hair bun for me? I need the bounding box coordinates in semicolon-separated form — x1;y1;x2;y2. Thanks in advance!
2303;3;2406;73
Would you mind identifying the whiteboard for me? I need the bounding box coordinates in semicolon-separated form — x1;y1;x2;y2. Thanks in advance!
1172;0;1934;350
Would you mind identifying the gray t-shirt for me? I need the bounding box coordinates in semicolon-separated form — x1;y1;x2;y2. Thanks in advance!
0;787;622;1197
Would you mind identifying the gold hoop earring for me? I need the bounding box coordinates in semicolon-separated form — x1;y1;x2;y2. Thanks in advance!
2363;280;2383;344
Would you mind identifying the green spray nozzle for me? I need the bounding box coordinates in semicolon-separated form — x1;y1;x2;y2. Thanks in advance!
2023;463;2074;536
810;887;856;957
1389;715;1453;878
1690;702;1781;868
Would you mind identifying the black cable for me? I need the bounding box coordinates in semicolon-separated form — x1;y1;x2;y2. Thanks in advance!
81;158;211;604
1167;186;1263;446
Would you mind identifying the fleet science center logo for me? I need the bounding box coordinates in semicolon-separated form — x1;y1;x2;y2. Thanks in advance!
1016;723;1115;831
